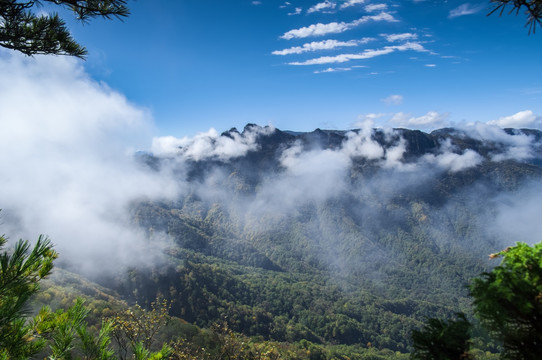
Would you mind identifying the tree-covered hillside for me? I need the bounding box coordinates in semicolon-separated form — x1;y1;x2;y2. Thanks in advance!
69;124;542;352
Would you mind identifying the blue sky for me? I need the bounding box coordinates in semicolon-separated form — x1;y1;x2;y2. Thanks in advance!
55;0;542;136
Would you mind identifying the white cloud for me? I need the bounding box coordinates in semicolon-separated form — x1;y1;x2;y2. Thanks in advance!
390;111;450;129
307;1;336;14
421;139;483;172
289;42;427;65
343;126;385;160
489;183;542;245
342;123;414;170
289;52;377;65
367;11;397;23
354;113;388;125
487;110;542;129
272;38;373;55
251;143;351;212
449;3;484;18
340;0;366;9
281;21;350;40
381;94;403;105
383;137;409;169
152;125;275;161
273;39;356;55
0;52;180;274
424;148;483;172
392;42;427;52
425;64;437;67
314;67;352;73
365;3;387;12
288;7;302;15
280;12;396;39
252;1;262;5
464;122;537;161
382;32;418;42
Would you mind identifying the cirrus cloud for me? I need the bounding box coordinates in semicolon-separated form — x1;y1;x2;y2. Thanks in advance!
449;3;484;18
272;38;375;55
273;39;358;55
382;32;418;42
280;12;397;39
288;42;427;65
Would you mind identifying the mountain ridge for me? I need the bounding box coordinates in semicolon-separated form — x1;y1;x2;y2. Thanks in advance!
165;123;542;167
95;124;542;351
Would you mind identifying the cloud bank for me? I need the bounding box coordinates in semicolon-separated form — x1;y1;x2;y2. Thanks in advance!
152;125;275;161
0;52;179;274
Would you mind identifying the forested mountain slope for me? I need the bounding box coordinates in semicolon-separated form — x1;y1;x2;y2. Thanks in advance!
71;124;542;351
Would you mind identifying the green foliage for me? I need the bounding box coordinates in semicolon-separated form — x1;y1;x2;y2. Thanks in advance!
125;138;542;354
109;298;171;360
77;319;116;360
489;0;542;33
125;191;491;352
196;322;258;360
38;298;89;358
30;297;119;360
412;242;542;359
0;0;129;58
0;234;57;358
410;313;472;360
470;242;542;359
132;341;172;360
0;235;118;359
33;267;128;329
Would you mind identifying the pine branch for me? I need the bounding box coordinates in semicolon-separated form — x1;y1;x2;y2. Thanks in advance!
0;0;129;58
489;0;542;34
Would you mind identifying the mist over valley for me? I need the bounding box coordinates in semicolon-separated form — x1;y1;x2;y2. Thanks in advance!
118;123;542;349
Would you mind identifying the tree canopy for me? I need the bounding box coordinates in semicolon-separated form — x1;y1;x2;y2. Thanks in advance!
470;242;542;359
0;0;129;59
410;313;472;360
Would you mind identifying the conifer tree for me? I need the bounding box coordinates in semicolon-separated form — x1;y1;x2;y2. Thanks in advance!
0;234;57;358
0;234;118;359
0;0;129;58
